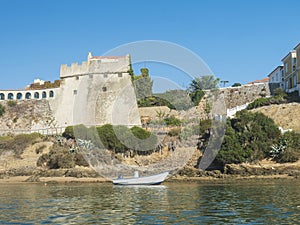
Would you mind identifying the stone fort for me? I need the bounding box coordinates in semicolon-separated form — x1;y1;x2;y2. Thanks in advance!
0;53;141;133
0;52;272;134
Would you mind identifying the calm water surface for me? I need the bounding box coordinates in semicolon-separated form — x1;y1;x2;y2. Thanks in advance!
0;180;299;224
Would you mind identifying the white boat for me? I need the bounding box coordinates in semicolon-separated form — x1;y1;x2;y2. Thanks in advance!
112;171;169;185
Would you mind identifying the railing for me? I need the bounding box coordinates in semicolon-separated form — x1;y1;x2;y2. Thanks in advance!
0;127;67;136
227;103;250;118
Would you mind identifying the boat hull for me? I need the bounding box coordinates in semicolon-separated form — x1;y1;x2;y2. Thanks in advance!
112;172;169;185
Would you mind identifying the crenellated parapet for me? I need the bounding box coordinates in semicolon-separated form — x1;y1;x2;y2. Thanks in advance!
60;53;131;78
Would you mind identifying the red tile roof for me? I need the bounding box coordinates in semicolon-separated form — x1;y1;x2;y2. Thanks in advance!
247;77;270;84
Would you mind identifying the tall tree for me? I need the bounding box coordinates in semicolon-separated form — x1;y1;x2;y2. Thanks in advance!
189;75;220;91
188;75;219;106
134;68;153;100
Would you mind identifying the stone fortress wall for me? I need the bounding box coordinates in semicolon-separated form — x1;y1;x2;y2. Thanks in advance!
220;82;271;109
0;53;141;133
0;51;272;134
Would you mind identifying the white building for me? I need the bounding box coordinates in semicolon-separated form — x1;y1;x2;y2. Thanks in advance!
268;65;284;90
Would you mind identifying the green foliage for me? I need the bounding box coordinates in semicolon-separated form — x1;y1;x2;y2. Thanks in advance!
131;126;151;139
62;126;75;139
132;68;153;100
189;89;205;106
0;133;42;158
247;98;271;109
128;63;134;79
247;90;300;110
37;144;89;169
272;131;300;163
232;83;242;87
164;116;182;126
188;76;219;106
96;124;157;153
275;147;300;163
214;110;281;166
138;96;175;109
273;88;287;99
7;100;17;107
0;103;5;117
141;68;149;77
37;145;74;169
97;124;123;152
156;90;194;110
189;76;220;91
63;124;159;155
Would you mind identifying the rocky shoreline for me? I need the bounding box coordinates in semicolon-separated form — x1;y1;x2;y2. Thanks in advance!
0;160;299;185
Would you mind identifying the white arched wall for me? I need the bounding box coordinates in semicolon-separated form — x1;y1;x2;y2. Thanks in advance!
0;88;59;101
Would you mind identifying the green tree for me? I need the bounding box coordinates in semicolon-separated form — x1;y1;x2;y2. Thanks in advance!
189;89;205;106
188;75;219;106
232;83;242;87
134;68;153;100
189;76;220;91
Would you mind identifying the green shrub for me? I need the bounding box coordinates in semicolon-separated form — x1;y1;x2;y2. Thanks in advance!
273;88;287;99
62;126;74;139
273;131;300;163
37;144;89;168
7;100;17;107
42;145;75;169
247;98;270;109
131;126;151;139
164;116;182;126
214;111;281;166
0;103;5;117
190;89;205;106
275;147;300;163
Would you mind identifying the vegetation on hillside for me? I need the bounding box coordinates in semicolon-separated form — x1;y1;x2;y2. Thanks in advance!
0;103;5;117
37;144;88;169
63;124;158;155
0;133;42;158
188;76;219;106
247;88;300;110
135;71;220;110
207;110;300;167
132;68;153;100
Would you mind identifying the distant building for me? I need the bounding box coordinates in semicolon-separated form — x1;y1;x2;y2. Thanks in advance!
267;65;284;91
33;79;45;85
282;50;297;93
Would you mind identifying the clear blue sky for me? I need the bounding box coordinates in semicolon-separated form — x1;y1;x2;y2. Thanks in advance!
1;0;300;90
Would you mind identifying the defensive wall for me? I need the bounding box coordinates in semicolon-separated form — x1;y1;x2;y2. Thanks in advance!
0;53;141;133
0;51;273;134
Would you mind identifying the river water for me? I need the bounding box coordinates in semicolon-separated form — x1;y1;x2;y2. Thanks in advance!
0;179;299;224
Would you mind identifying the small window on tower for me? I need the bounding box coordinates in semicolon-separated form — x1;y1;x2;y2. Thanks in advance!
89;74;93;79
118;73;123;77
102;87;107;92
74;90;78;95
104;74;108;78
76;76;79;80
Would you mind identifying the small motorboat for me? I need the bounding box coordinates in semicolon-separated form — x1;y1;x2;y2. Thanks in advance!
112;171;169;185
